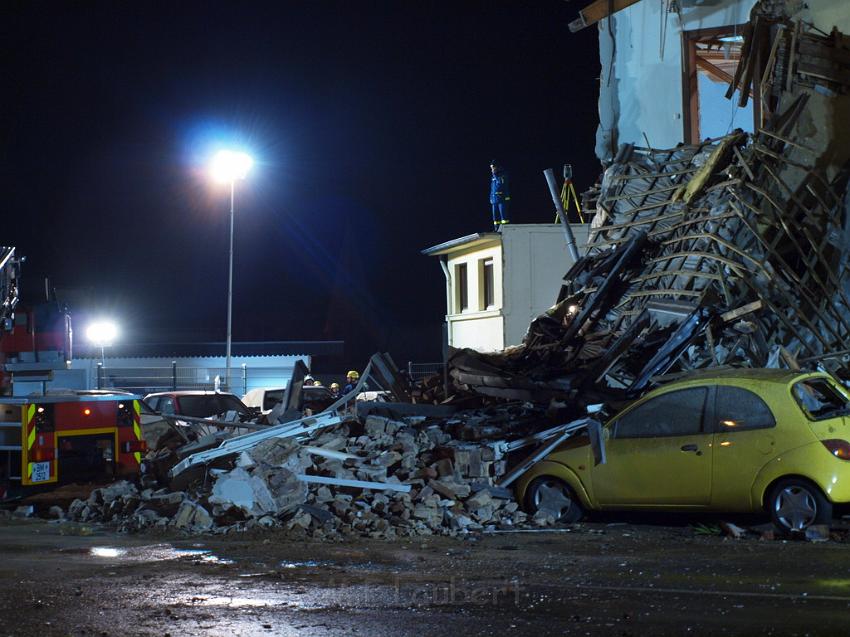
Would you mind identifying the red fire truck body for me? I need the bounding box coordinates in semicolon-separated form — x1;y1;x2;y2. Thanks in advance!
0;393;146;497
0;246;147;498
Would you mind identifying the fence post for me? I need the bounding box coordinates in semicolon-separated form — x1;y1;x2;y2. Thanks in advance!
241;363;247;395
408;361;413;378
96;362;103;390
171;361;177;391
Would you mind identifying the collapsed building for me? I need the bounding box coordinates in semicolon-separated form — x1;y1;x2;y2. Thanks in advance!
54;1;850;538
445;0;850;416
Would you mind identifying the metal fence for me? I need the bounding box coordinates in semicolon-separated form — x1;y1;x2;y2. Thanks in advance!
406;361;445;381
96;363;294;396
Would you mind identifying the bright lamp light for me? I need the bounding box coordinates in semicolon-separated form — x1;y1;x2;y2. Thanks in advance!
210;150;254;183
86;321;118;346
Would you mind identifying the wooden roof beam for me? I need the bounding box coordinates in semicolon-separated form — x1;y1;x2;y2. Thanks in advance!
569;0;644;33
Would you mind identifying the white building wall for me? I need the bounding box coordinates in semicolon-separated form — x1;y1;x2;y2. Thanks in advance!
445;241;505;352
501;224;590;347
596;0;757;160
596;0;850;162
450;314;505;352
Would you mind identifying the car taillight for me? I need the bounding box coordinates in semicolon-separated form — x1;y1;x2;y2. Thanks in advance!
122;440;147;453
33;448;55;462
822;439;850;460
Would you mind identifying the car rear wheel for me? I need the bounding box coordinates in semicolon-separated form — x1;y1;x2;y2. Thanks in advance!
768;478;832;531
526;476;584;523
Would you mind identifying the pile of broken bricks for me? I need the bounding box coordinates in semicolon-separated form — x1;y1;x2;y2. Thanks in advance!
65;406;566;538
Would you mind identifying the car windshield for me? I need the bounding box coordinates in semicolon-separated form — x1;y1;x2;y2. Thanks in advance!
139;400;158;415
179;394;249;418
792;378;850;420
263;389;285;411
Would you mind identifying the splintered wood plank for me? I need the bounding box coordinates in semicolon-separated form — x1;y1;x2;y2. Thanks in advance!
568;0;643;32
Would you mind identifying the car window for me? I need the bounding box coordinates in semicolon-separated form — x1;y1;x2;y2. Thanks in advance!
216;395;250;415
159;397;175;415
614;387;707;439
139;400;158;415
179;395;220;418
792;379;850;420
178;394;248;417
263;390;285;411
715;386;775;431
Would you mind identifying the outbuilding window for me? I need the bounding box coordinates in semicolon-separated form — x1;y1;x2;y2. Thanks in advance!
482;258;495;309
455;263;468;312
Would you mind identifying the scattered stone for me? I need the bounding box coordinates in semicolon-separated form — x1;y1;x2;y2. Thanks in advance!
12;505;34;518
805;524;830;543
720;521;747;540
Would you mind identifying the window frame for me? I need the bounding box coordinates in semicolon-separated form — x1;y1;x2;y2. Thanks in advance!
481;257;495;310
455;263;469;313
612;386;709;440
681;24;759;144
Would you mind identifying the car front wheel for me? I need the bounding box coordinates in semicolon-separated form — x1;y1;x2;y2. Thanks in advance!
768;478;832;531
526;476;584;523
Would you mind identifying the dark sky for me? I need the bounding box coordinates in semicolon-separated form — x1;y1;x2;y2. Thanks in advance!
1;0;600;369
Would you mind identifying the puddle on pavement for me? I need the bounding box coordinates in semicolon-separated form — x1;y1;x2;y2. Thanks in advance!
279;560;391;573
280;560;334;569
60;543;234;565
176;595;295;608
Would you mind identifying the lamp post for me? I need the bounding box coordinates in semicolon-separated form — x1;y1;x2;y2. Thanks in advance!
210;150;253;390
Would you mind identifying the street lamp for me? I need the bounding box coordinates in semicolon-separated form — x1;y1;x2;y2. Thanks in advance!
86;320;118;366
210;150;253;390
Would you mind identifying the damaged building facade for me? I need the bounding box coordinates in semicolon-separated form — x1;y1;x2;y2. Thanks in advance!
445;0;850;409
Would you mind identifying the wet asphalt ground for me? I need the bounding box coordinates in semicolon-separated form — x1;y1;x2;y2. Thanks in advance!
1;517;850;636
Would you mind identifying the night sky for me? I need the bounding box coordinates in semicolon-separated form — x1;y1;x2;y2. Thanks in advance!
2;1;600;370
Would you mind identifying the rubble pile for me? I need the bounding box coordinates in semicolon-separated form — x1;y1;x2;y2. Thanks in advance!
65;404;570;537
443;8;850;412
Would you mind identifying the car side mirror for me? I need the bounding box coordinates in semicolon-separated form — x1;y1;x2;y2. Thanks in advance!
588;419;607;466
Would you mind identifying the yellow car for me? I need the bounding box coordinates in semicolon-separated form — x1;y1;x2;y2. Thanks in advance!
517;369;850;531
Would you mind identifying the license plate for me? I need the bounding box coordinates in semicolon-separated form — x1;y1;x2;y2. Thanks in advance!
30;461;50;483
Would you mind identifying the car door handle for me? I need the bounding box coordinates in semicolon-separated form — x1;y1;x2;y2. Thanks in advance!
680;444;700;453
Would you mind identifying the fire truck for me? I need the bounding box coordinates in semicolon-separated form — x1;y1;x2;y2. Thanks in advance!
0;246;146;499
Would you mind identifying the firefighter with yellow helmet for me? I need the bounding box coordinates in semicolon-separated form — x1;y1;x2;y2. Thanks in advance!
342;370;360;396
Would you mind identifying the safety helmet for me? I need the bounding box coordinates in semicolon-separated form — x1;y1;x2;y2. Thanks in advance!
346;370;360;380
330;382;340;390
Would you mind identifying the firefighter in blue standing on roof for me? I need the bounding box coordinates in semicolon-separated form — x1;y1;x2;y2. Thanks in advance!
489;160;511;231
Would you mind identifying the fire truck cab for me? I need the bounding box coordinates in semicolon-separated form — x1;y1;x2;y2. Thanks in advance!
0;391;146;499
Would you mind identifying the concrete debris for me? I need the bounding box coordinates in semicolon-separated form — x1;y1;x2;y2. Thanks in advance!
12;505;34;518
720;521;747;540
63;403;593;537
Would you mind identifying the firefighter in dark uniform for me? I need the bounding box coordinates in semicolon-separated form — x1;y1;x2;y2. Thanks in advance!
489;160;511;231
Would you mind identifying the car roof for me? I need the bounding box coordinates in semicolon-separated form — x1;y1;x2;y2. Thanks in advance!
144;390;240;398
666;368;824;385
